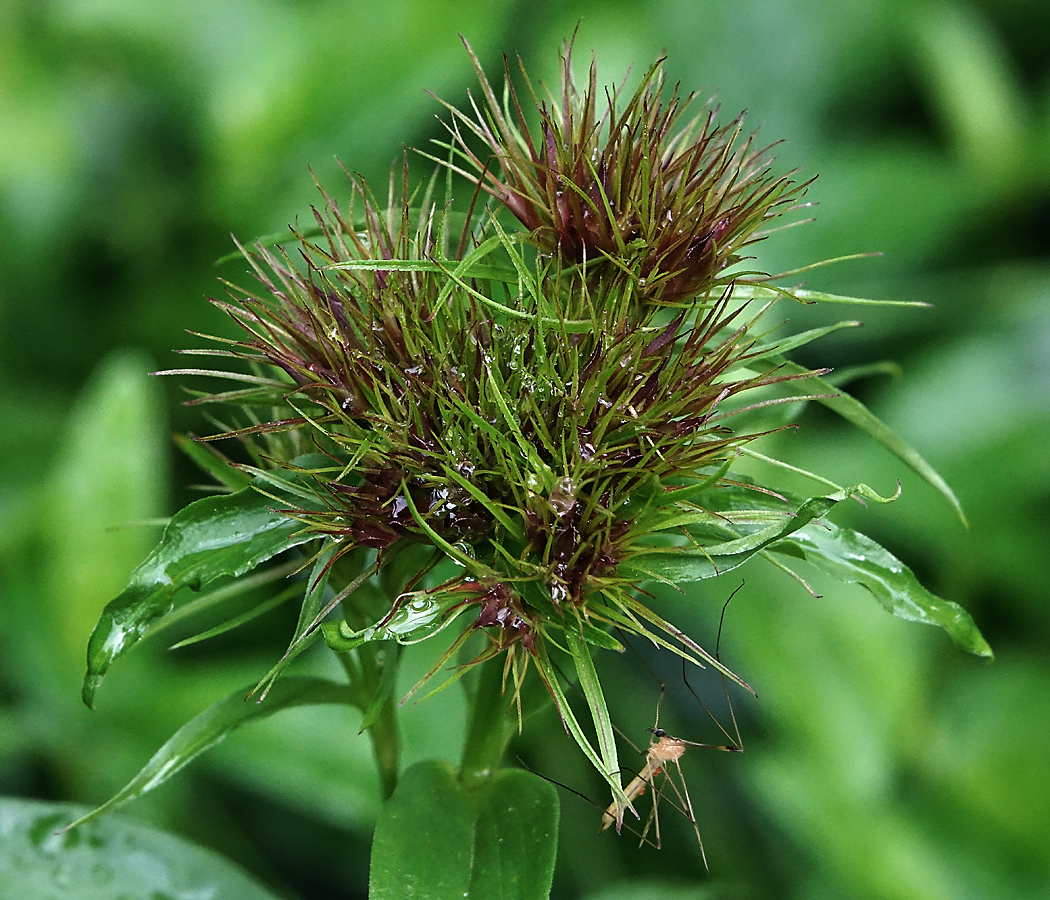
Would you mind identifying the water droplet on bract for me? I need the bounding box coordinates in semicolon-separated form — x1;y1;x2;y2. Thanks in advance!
549;476;577;517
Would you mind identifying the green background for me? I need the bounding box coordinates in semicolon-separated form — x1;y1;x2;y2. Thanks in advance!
2;1;1048;898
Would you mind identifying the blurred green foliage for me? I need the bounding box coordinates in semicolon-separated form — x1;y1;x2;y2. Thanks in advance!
1;1;1048;898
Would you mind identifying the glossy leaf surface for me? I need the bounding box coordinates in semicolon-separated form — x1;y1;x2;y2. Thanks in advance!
82;484;319;707
322;586;473;651
0;797;281;900
621;486;861;583
771;521;993;657
67;677;355;830
369;761;558;900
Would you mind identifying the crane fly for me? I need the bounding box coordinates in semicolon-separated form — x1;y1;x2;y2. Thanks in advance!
601;586;745;868
600;693;742;868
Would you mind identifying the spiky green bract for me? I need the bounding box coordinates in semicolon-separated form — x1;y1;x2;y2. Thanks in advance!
428;38;808;306
175;139;824;802
191;164;807;644
144;40;994;820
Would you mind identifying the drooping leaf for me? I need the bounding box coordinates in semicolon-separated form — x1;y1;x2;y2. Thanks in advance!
0;797;281;900
769;521;993;657
65;677;355;830
564;625;623;822
368;761;558;900
82;483;320;707
321;584;475;651
532;643;633;821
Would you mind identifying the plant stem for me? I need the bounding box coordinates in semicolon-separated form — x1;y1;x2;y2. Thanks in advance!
364;644;401;800
458;658;517;790
338;644;401;800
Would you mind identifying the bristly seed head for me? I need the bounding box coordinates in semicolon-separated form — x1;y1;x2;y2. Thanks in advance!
180;42;823;747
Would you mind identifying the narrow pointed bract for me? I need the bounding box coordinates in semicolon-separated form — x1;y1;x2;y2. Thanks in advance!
429;38;809;306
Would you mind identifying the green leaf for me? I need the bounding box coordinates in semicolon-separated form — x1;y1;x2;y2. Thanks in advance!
531;643;632;820
468;768;560;899
623;485;884;583
769;521;993;657
747;319;862;362
322;584;474;651
565;625;623;819
369;761;558;900
174;432;252;491
82;483;319;707
0;796;281;900
777;359;967;525
731;283;932;308
66;677;355;830
167;580;302;649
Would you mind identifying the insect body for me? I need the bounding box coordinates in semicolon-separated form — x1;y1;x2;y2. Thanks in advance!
602;587;746;867
600;729;688;831
601;724;740;866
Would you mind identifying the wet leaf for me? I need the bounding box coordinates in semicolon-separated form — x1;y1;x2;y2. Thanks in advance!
82;483;320;707
622;486;865;583
770;521;993;657
0;797;281;900
321;584;474;651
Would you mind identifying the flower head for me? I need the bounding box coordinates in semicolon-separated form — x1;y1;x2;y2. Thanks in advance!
77;38;992;842
181;46;829;814
430;38;808;305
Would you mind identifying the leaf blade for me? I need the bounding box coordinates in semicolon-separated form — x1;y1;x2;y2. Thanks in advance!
777;359;967;525
770;521;993;657
82;484;318;707
66;677;355;830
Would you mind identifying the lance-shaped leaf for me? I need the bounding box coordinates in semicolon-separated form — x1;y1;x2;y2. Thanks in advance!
774;357;967;526
768;521;992;657
565;624;624;821
65;677;355;830
621;484;893;583
82;483;319;707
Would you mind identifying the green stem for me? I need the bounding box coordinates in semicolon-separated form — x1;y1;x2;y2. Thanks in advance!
329;550;403;799
458;658;517;790
364;644;401;800
337;645;401;800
